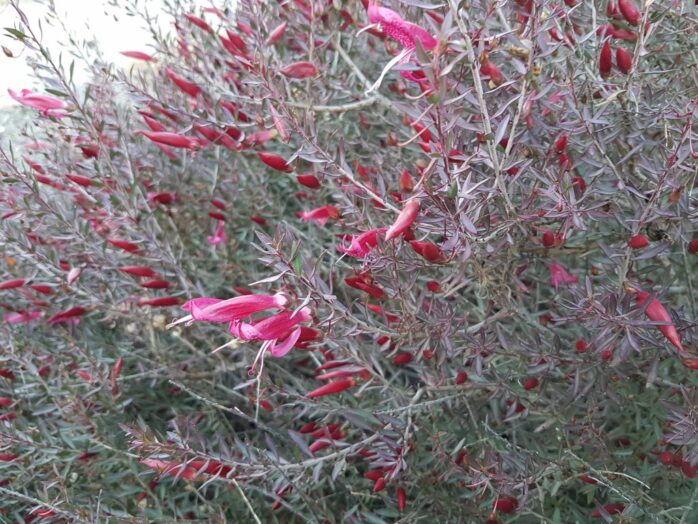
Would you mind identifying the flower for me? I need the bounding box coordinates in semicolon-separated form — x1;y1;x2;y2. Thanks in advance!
548;262;577;289
8;89;68;117
172;293;288;327
229;308;313;357
364;2;437;91
385;199;420;240
337;228;386;258
298;205;340;226
367;3;437;51
207;220;227;245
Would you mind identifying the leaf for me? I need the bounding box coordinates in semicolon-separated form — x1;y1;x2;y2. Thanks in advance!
4;27;26;40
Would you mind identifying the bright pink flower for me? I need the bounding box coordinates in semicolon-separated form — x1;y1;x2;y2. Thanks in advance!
365;2;437;89
298;205;340;226
8;89;68;117
548;262;578;289
173;293;288;327
367;3;437;51
207;220;227;245
337;228;386;258
385;199;420;240
229;308;312;357
4;311;43;324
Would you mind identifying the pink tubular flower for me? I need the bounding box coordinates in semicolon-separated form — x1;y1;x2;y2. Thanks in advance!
365;2;437;90
298;205;340;226
367;3;437;51
172;293;288;327
548;262;578;289
207;220;227;245
385;199;420;240
229;307;312;357
8;89;68;117
635;290;683;352
337;228;386;258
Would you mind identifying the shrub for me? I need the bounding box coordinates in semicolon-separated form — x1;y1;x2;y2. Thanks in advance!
1;0;697;521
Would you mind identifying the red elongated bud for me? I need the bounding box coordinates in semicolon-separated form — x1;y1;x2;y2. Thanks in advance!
689;239;698;254
591;503;625;518
0;368;16;380
47;306;86;324
140;279;171;289
279;61;318;79
142;114;166;132
138;131;200;150
426;280;441;293
184;14;212;32
306;378;356;398
120;50;155;61
137;296;182;307
0;453;19;461
208;211;226;221
392;352;413;366
541;230;556;247
373;477;385;492
385;200;420;240
409;240;444;263
616;47;633;74
258;151;293;172
493;496;518;514
455;371;468;384
635;290;683;352
554;134;568;154
112;357;123;381
0;397;11;407
266;22;287;45
396;487;406;512
579;475;598;484
399;169;414;192
599;42;612;77
147;192;177;205
211;198;227;210
165;68;201;98
299;422;318;433
572;176;586;195
480;60;504;86
107;239;140;253
564;0;575;5
411;121;433;143
296;174;321;189
29;284;52;295
575;340;588;353
618;0;640;26
66;174;93;187
345;276;385;299
119;266;158;277
309;439;332;453
628;234;649;249
0;278;26;290
658;451;675;465
523;377;539;390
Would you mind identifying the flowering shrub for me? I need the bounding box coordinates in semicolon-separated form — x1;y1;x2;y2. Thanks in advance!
1;0;697;521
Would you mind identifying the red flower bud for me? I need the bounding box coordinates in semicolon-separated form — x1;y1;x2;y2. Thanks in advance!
523;377;539;390
119;266;158;278
493;496;518;514
296;174;321;189
618;0;640;26
628;234;649;249
280;61;319;79
307;378;356;398
258;151;293;172
599;42;613;77
616;47;633;74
